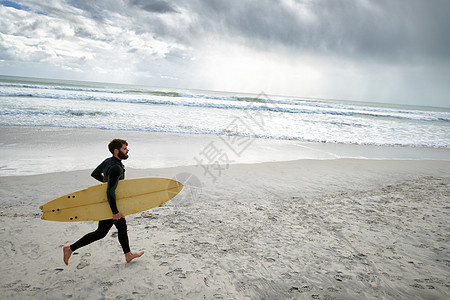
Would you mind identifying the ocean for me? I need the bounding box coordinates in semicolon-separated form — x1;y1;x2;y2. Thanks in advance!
1;75;449;148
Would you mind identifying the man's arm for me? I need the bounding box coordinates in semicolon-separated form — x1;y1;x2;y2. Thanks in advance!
106;164;122;216
91;162;104;182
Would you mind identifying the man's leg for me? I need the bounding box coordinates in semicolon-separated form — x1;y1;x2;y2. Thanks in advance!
114;217;144;262
64;220;114;265
114;218;130;253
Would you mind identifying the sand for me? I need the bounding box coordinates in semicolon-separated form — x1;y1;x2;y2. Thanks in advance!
0;127;449;299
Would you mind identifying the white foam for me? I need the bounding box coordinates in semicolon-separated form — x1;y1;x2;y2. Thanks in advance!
0;80;449;148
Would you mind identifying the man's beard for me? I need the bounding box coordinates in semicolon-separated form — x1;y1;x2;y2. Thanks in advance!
118;150;128;160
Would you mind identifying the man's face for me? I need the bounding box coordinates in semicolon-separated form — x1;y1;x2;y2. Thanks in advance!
117;144;129;160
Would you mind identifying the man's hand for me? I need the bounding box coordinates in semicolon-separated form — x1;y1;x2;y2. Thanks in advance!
112;212;124;220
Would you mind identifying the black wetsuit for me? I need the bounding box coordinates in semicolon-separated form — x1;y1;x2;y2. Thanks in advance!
70;157;130;254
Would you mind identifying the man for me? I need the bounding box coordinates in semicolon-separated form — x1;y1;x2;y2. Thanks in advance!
63;139;144;265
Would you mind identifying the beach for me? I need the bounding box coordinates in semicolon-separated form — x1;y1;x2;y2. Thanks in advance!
1;126;449;299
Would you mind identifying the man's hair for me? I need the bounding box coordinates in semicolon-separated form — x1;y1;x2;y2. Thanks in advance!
108;139;128;154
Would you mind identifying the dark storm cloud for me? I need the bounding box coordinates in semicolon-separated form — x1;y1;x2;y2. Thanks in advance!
128;0;178;14
181;0;450;63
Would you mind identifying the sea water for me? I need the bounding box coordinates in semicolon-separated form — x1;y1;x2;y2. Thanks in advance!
1;75;449;148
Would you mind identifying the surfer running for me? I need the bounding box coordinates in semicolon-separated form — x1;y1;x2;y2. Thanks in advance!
63;139;144;265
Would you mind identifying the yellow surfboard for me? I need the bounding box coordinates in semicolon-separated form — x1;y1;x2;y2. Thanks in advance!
40;177;183;222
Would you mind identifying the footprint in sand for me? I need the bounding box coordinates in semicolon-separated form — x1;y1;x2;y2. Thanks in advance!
165;267;186;278
0;241;16;258
2;281;31;292
76;260;90;269
20;241;41;260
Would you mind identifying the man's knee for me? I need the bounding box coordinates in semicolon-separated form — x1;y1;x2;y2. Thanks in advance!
115;218;127;231
94;228;110;239
95;220;114;238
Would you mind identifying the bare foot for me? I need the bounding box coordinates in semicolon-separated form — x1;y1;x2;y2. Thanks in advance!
63;246;73;265
125;251;144;263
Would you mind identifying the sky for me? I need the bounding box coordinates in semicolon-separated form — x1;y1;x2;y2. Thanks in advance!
0;0;449;107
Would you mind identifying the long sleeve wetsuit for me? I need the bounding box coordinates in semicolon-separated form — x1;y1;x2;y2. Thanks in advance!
70;156;130;254
91;157;125;214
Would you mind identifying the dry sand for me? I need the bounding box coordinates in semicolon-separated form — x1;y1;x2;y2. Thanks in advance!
1;157;449;299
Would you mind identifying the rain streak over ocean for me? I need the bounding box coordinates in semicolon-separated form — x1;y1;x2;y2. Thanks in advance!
1;75;449;148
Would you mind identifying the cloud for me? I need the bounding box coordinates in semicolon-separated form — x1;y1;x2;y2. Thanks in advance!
5;0;448;64
128;0;178;14
181;0;450;64
0;4;175;60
